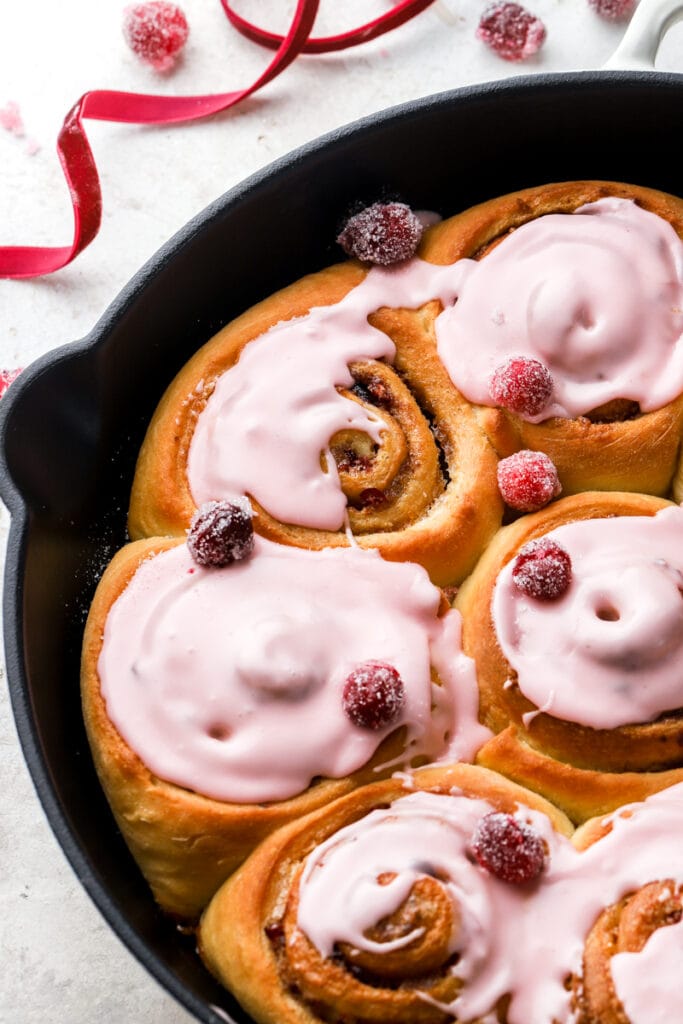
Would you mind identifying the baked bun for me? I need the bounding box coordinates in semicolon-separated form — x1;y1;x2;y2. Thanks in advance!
569;786;683;1024
456;491;683;821
81;529;486;918
128;260;502;587
198;763;574;1024
423;180;683;498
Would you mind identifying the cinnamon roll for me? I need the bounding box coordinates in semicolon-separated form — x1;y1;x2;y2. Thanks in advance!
570;784;683;1024
425;180;683;498
81;527;487;918
455;491;683;822
128;259;502;587
198;763;574;1024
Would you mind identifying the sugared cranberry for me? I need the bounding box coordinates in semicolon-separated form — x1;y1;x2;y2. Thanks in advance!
497;450;562;512
337;202;423;266
476;3;546;62
588;0;636;19
511;538;572;601
489;357;554;417
0;368;22;399
472;812;546;884
187;499;254;567
342;662;405;730
123;2;189;71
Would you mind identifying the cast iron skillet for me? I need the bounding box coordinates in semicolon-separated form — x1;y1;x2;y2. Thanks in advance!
2;68;683;1023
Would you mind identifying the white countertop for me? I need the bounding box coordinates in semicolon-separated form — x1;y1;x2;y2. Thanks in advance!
1;1;682;1021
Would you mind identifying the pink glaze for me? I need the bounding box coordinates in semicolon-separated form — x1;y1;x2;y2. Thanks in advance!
187;258;467;531
435;198;683;422
98;537;486;803
296;782;683;1024
492;506;683;729
611;915;683;1024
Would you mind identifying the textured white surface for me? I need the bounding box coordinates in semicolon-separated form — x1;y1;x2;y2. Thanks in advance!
1;1;682;1022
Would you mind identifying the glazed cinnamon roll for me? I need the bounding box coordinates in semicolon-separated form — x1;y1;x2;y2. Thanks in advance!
128;259;502;587
424;180;683;498
455;491;683;821
198;763;574;1024
570;785;683;1024
81;525;487;918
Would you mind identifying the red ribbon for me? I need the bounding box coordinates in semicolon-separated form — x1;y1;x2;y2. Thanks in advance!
0;1;436;280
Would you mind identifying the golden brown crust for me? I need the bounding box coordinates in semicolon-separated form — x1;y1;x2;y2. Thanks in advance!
198;764;574;1024
455;491;683;821
476;727;683;825
81;537;440;919
422;180;683;498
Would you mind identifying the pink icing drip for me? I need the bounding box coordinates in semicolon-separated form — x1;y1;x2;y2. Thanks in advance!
492;505;683;730
435;198;683;422
611;915;683;1024
187;259;466;530
296;782;683;1024
98;537;485;803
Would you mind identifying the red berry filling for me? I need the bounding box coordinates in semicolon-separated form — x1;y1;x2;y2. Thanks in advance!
0;368;22;399
337;202;423;266
123;2;189;71
497;450;561;512
476;3;546;62
187;499;254;568
472;812;546;884
588;0;636;19
342;662;405;730
511;538;572;601
489;357;554;417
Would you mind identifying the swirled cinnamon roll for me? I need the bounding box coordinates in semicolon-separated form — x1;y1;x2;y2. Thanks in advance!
81;528;487;918
198;764;574;1024
128;259;502;587
570;785;683;1024
456;491;683;821
425;180;683;498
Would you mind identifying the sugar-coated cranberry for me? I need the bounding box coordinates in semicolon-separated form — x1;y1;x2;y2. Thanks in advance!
187;499;254;568
0;368;22;399
588;0;636;19
342;662;405;730
511;538;572;601
123;2;189;72
337;202;423;266
358;488;387;509
472;812;546;884
476;3;546;62
489;357;554;417
497;450;562;512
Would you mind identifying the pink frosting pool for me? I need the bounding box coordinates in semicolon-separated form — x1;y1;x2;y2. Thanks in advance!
492;505;683;729
98;537;487;803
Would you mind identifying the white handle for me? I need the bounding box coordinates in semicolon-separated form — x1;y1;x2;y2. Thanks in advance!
603;0;683;70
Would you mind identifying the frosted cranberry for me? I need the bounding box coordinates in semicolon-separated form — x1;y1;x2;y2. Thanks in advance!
359;488;387;509
337;202;423;266
497;450;561;512
588;0;636;19
123;2;189;71
512;538;572;601
489;357;554;417
187;499;254;567
476;3;546;62
472;812;545;884
0;368;22;399
342;662;405;730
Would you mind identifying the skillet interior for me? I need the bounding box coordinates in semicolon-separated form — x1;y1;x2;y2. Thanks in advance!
1;71;682;1024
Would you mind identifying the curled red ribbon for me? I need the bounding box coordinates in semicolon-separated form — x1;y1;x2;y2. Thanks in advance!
0;0;437;280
